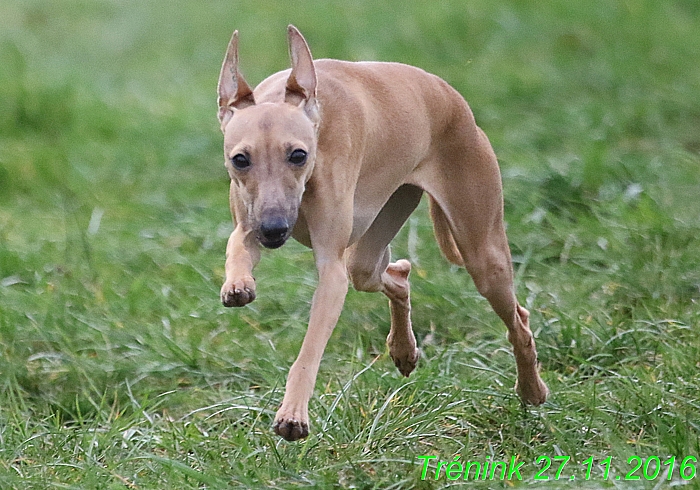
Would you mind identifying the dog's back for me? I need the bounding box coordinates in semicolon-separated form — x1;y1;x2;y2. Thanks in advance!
254;59;475;150
254;59;484;223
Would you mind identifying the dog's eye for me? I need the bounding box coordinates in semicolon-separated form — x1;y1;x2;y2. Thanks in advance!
231;153;251;170
288;149;307;166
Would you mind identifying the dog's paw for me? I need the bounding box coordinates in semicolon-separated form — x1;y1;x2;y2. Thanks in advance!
390;345;420;377
220;276;256;307
272;406;309;441
273;417;309;441
515;374;549;406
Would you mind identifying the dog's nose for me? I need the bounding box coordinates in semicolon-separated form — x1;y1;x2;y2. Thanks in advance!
260;217;289;247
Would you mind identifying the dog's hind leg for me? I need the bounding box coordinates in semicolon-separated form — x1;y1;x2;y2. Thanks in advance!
424;127;548;405
348;184;423;376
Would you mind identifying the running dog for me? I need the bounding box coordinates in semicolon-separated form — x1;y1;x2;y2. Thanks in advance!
216;25;548;441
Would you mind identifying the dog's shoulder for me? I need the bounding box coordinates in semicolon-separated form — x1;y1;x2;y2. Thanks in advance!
314;59;467;122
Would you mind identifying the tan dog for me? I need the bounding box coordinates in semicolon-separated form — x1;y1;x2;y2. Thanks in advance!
216;26;548;441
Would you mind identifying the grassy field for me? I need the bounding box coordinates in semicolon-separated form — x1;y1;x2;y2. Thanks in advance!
1;0;699;488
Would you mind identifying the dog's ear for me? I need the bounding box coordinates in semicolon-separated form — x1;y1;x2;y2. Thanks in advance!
286;25;320;125
217;30;255;130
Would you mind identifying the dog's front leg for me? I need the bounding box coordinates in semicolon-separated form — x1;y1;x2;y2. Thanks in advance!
273;257;348;441
220;224;260;307
221;183;260;307
273;193;353;441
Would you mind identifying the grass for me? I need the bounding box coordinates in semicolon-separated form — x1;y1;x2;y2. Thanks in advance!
1;0;699;488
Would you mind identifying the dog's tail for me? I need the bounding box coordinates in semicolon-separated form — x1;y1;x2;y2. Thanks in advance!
428;195;464;267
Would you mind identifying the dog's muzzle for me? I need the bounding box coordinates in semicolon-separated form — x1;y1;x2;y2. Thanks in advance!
259;216;291;249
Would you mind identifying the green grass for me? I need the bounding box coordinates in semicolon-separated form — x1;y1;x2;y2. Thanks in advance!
1;0;699;488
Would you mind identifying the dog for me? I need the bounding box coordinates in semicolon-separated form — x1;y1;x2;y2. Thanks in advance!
216;25;548;441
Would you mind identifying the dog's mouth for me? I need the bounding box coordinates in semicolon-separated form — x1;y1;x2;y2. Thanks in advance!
259;235;289;249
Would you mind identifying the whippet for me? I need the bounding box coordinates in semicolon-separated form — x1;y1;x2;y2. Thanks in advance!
216;25;548;441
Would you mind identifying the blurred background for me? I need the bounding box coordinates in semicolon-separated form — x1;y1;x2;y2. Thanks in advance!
1;0;699;487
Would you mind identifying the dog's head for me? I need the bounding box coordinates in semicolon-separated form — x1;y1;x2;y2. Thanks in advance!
217;26;319;249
